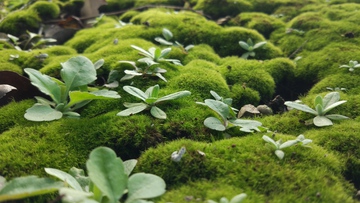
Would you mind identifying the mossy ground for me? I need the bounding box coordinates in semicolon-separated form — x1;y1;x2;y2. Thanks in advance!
1;1;360;202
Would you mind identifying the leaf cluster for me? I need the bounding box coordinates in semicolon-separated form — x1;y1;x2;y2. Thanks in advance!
119;59;167;82
117;84;191;119
284;92;348;127
238;38;267;59
196;91;263;133
339;60;360;72
24;56;120;121
3;31;56;51
207;193;247;203
154;28;194;54
131;44;182;66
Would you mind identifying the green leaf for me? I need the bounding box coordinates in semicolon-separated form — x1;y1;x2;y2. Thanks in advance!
275;150;284;160
68;167;90;192
124;86;148;101
315;103;323;116
24;68;62;104
230;119;262;132
160;47;171;59
314;95;323;108
262;135;278;149
124;160;138;176
150;106;167;119
117;103;148;116
154;48;162;61
94;59;104;70
313;116;333;127
210;90;222;101
284;101;318;115
59;187;97;203
60;56;97;91
86;147;128;203
204;117;226;131
322;92;340;108
230;193;247;203
204;99;229;121
241;52;250;59
154;37;173;46
66;90;120;108
325;114;349;120
156;91;191;103
150;85;160;98
44;168;83;191
220;197;229;203
279;140;299;149
239;41;249;50
125;173;166;203
253;41;267;49
323;100;347;114
246;38;253;46
24;104;63;121
162;28;173;41
131;45;153;58
0;176;63;201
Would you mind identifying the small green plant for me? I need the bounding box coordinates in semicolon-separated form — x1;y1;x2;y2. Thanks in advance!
284;92;349;127
24;56;121;121
326;87;347;92
119;60;167;82
155;28;194;54
339;60;360;72
115;20;132;28
0;147;166;203
131;45;182;66
208;193;247;203
238;38;266;59
196;91;263;133
262;134;312;160
4;31;56;51
117;84;191;119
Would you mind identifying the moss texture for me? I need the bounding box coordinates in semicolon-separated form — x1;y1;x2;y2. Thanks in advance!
28;1;60;19
0;10;41;36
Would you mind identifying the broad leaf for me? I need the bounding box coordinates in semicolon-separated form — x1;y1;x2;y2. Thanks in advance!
239;41;249;50
253;41;267;49
262;135;278;148
67;90;120;108
154;48;162;61
159;47;171;59
124;70;142;76
45;168;83;191
314;95;323;108
124;160;138;176
279;140;299;149
284;101;318;115
322;92;340;108
155;73;167;82
86;147;128;203
124;86;148;101
150;106;167;119
315;104;323;116
154;37;173;46
131;45;153;58
275;150;284;160
24;104;63;121
0;176;63;201
210;90;222;101
60;56;97;92
117;103;148;116
220;197;229;203
162;28;173;41
204;117;226;131
325;114;349;120
241;52;250;59
155;91;191;103
59;187;97;203
230;193;247;203
94;59;104;70
24;68;62;104
313;116;333;127
68;167;90;191
150;85;160;98
204;99;229;121
323;100;347;114
125;173;166;203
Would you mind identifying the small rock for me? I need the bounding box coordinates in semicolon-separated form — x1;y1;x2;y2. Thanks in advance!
237;104;260;118
257;105;273;115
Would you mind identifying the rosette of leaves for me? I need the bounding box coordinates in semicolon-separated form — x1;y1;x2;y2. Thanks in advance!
238;38;267;59
154;28;194;54
119;59;167;82
208;193;247;203
262;134;312;160
196;91;263;133
339;60;360;72
117;84;191;119
131;44;183;66
0;147;166;203
284;92;348;127
24;56;121;121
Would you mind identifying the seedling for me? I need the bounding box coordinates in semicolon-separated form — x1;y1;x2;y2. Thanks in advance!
339;60;360;72
117;84;191;119
155;28;194;53
196;91;263;133
4;31;56;51
0;147;166;203
131;45;182;66
24;56;121;121
238;38;266;59
119;60;167;82
115;20;132;28
284;92;348;127
262;134;312;160
208;193;247;203
326;87;347;92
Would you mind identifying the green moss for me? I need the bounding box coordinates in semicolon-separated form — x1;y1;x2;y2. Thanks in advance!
134;0;184;7
118;10;140;22
137;136;355;202
29;1;60;19
167;64;230;101
288;12;332;31
228;12;285;39
0;62;22;73
64;28;102;53
62;0;84;17
0;10;41;36
98;0;134;13
183;44;221;65
193;0;252;19
0;100;35;134
230;85;260;108
308;74;360;95
219;58;275;103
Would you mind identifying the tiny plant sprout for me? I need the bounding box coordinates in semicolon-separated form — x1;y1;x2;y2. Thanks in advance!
131;45;183;66
238;38;267;59
155;28;194;54
339;60;360;72
284;92;348;127
208;193;247;203
171;146;186;162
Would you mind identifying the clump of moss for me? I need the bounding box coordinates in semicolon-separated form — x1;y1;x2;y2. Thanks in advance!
219;58;275;103
0;62;22;74
118;10;140;22
230;84;260;109
288;12;332;31
134;0;184;7
193;0;252;19
228;12;285;39
136;136;355;202
98;0;134;13
183;44;221;65
0;10;41;36
0;100;35;134
308;73;360;95
28;1;60;19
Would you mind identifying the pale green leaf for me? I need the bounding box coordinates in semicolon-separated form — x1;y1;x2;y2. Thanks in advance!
94;59;104;70
59;188;97;203
323;100;347;114
125;173;166;203
24;104;63;121
159;47;171;59
239;41;249;50
124;160;138;176
67;90;120;108
275;150;284;160
150;106;167;119
86;147;128;203
262;135;278;148
279;140;299;149
117;103;148;116
253;41;266;49
230;193;247;203
204;117;226;131
45;168;83;191
204;99;229;121
131;45;153;58
155;90;191;103
154;37;173;46
322;92;340;109
313;116;333;127
162;28;173;41
284;101;318;115
124;86;148;101
325;114;349;120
